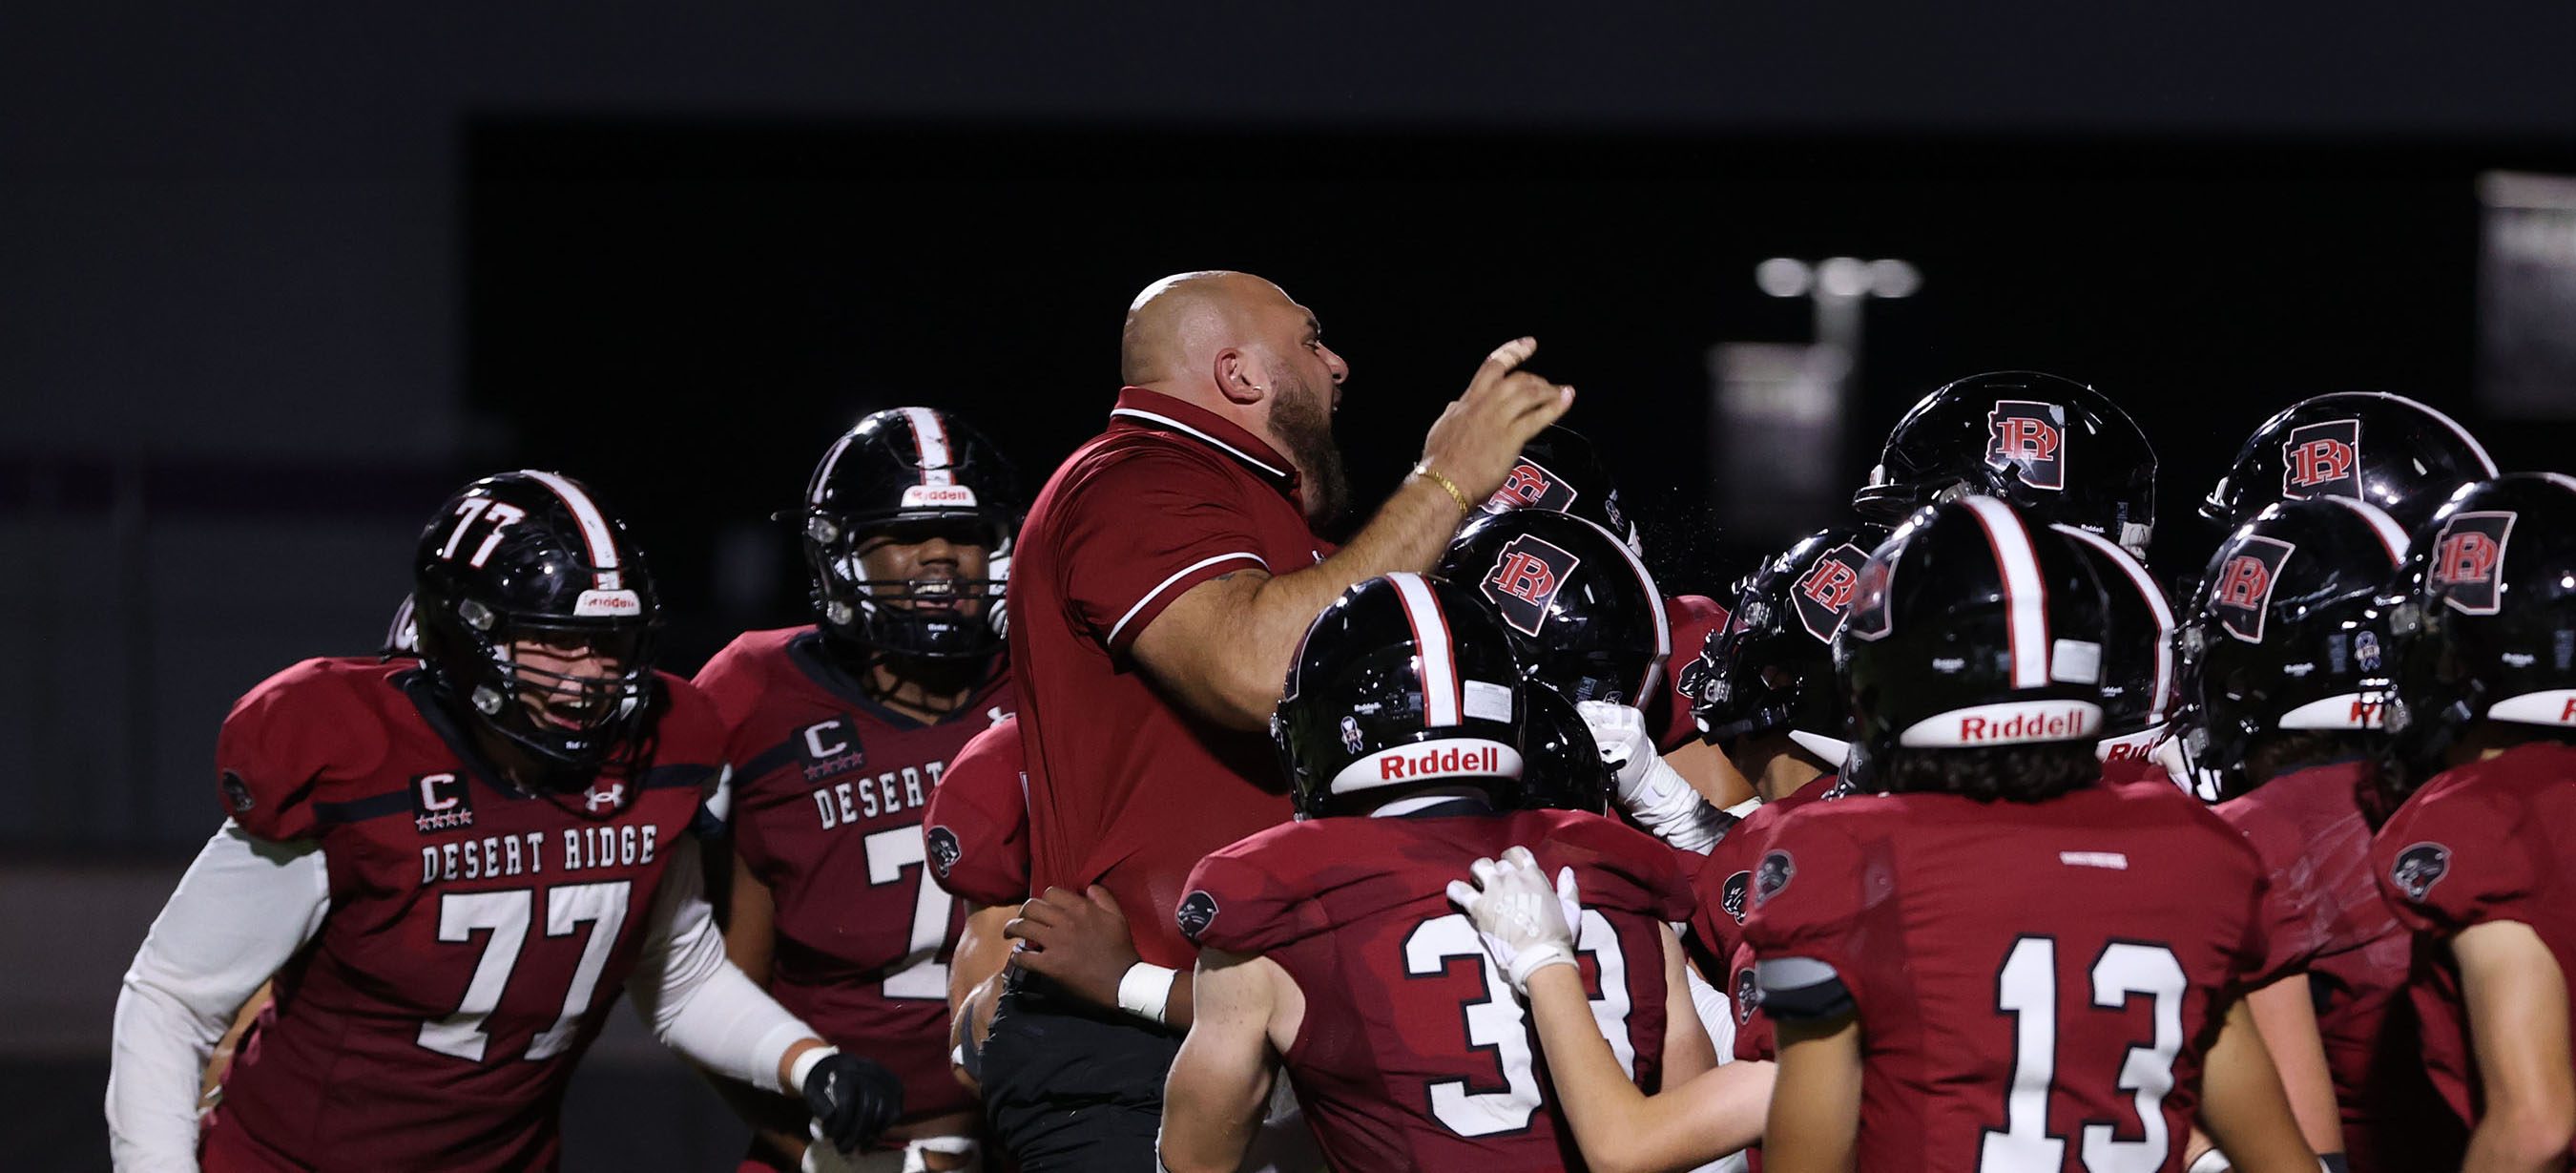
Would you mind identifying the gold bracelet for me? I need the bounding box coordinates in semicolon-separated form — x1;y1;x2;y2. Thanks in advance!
1412;463;1474;517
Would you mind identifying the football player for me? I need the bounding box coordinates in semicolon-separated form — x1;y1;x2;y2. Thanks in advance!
1849;370;2179;785
921;714;1027;1092
1853;369;2158;560
2173;497;2461;1172
1749;497;2312;1172
2371;473;2576;1168
694;408;1019;1172
2201;391;2498;532
1434;508;1733;852
1678;526;1880;1064
1156;573;1712;1172
1481;424;1753;808
108;471;898;1171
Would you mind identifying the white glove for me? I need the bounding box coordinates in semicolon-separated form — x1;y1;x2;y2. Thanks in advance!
1445;846;1582;994
1577;702;1728;853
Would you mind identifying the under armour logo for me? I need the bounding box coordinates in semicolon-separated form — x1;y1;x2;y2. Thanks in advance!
585;783;626;811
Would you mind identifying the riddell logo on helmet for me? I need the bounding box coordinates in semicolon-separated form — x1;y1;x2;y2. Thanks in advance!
1958;708;2090;741
1481;534;1581;638
1793;542;1873;642
2282;419;2361;499
1901;701;2104;747
900;484;979;509
1485;457;1576;513
1986;400;2067;492
2431;512;2513;616
1380;743;1506;781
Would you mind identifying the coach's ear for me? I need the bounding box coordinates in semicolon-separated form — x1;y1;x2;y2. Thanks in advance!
1215;346;1265;406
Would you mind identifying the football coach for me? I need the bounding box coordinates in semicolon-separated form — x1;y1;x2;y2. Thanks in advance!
985;270;1573;1167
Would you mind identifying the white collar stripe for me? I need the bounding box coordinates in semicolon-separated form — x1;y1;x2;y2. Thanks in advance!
902;407;956;486
521;471;619;580
1964;497;2049;690
1111;408;1291;479
1389;573;1463;727
2052;523;2174;723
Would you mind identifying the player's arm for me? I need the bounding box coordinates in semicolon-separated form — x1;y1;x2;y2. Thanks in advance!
1451;848;1768;1173
1520;949;1772;1173
2240;973;2347;1163
109;822;330;1173
1764;1013;1861;1173
1157;948;1287;1173
1665;738;1757;811
626;836;901;1158
947;901;1016;1090
1129;340;1573;729
1578;702;1735;853
1004;884;1197;1028
2454;920;2576;1172
1657;927;1719;1081
2195;997;2322;1173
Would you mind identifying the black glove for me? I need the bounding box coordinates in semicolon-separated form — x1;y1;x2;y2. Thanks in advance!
800;1051;904;1155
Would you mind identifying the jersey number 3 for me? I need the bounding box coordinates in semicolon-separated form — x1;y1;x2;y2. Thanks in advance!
1402;911;1634;1139
1982;935;2187;1173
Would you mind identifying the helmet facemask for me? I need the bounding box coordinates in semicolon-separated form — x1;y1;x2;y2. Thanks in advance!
806;512;1010;661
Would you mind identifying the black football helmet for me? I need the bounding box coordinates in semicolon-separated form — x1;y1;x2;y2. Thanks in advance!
1476;424;1642;554
800;408;1019;660
1689;523;1888;765
1274;573;1527;819
1854;371;2158;559
2049;525;2179;765
1517;685;1613;814
413;471;662;777
1837;497;2109;791
2172;498;2412;801
2379;473;2576;801
1434;509;1671;707
2201;392;2497;533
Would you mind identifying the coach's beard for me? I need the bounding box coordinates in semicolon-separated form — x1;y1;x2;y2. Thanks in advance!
1271;372;1351;524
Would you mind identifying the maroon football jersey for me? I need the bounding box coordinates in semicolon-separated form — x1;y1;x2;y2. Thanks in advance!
2374;740;2576;1142
1185;807;1693;1173
1742;779;2272;1173
1690;780;1841;1075
922;713;1030;908
694;626;1015;1124
198;658;719;1172
1685;779;1837;980
2219;759;2461;1171
1649;595;1730;751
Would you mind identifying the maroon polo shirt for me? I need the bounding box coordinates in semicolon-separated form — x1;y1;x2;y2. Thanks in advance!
1009;388;1327;967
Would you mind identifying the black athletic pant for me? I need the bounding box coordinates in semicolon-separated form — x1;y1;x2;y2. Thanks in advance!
978;966;1184;1171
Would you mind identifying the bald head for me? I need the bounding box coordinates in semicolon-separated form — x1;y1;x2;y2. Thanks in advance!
1118;270;1298;387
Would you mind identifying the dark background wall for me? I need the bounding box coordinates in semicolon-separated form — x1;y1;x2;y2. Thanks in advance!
8;4;2576;1169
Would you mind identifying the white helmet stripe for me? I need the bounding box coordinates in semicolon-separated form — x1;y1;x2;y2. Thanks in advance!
2370;392;2497;477
903;407;956;487
1389;572;1462;727
520;470;620;587
2321;497;2411;564
808;431;859;507
2052;524;2175;723
1962;496;2050;690
1574;512;1672;698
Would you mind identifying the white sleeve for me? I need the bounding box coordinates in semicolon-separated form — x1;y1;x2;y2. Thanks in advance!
108;821;330;1173
625;836;818;1094
1685;963;1737;1064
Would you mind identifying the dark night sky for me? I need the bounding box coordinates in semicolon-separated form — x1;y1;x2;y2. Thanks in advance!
469;125;2576;670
